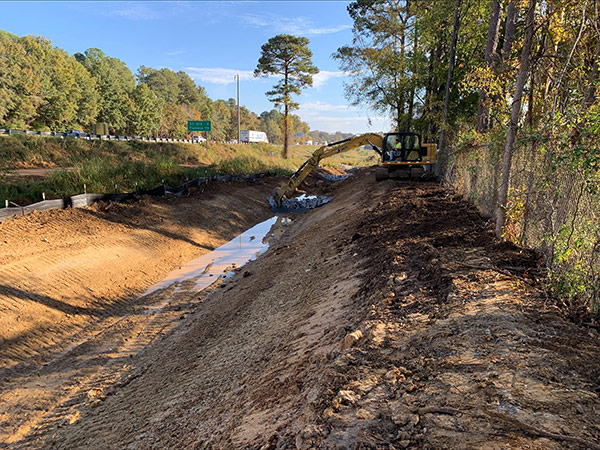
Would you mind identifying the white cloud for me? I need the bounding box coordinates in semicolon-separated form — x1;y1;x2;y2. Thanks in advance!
242;14;351;36
304;115;392;134
184;67;345;89
299;101;358;113
184;68;255;85
297;101;391;132
311;71;348;88
296;102;392;133
305;24;352;36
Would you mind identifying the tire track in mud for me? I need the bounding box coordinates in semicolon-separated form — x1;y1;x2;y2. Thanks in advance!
5;280;208;447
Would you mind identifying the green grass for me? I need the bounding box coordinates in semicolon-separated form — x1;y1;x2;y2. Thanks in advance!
0;156;292;205
0;134;203;169
0;135;374;205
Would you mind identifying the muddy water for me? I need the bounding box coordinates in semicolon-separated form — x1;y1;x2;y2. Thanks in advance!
144;216;290;297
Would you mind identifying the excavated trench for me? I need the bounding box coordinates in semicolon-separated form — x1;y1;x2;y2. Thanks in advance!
0;169;346;447
1;169;600;449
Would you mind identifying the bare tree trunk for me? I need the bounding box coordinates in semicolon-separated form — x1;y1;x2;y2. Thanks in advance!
501;0;517;61
423;36;442;140
520;69;537;246
406;14;417;132
399;10;407;131
543;4;562;101
436;0;463;178
283;68;290;159
477;0;501;133
585;39;600;107
283;102;290;159
495;0;537;239
406;86;415;132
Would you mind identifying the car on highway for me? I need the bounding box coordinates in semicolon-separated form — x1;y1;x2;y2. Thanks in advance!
66;129;87;139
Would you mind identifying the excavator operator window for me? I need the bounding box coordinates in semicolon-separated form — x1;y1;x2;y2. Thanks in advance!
385;133;422;162
403;134;419;150
402;134;421;161
384;135;401;161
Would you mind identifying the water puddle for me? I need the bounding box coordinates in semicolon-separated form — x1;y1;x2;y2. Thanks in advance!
144;216;291;297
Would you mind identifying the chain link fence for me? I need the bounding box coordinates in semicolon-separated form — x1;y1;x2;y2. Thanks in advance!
447;139;600;313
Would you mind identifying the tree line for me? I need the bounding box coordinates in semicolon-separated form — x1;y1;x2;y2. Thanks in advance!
336;0;600;309
0;29;319;143
336;0;598;226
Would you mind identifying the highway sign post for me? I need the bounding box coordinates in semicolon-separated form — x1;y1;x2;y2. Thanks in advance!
188;121;211;150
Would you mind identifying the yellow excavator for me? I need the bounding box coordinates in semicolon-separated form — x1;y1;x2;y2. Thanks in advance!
272;132;437;206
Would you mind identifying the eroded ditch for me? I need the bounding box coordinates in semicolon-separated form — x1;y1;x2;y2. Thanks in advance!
1;215;296;447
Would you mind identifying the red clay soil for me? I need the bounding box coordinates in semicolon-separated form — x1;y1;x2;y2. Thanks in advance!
1;169;599;449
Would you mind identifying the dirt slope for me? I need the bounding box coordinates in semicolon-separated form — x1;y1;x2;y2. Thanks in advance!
2;169;599;449
0;176;282;445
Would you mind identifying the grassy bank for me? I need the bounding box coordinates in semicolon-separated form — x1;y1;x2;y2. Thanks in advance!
0;135;376;204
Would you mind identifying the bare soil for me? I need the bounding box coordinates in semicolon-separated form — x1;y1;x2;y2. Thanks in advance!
1;169;599;449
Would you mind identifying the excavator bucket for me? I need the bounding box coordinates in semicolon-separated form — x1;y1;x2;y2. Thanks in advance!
270;188;331;213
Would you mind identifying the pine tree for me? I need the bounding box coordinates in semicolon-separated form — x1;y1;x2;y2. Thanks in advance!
255;34;318;158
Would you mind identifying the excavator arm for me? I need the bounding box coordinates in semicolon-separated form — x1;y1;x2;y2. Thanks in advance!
272;133;384;206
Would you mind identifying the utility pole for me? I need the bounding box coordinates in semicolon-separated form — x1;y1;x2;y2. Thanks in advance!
235;74;240;143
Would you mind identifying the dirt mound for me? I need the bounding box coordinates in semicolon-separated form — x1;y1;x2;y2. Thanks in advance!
309;178;600;449
2;168;599;449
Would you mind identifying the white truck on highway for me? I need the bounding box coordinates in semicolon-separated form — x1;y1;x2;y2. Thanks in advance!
240;130;268;144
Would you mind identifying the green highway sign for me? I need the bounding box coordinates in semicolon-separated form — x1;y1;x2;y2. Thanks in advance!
187;120;212;132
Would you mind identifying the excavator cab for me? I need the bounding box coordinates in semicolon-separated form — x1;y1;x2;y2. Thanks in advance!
376;132;437;180
383;132;423;162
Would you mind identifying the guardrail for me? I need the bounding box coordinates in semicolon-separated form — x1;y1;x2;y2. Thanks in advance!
0;128;206;144
0;172;275;222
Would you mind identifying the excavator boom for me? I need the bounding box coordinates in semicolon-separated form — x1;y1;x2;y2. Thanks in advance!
272;133;384;206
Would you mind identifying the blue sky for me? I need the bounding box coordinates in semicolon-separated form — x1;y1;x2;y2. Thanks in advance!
0;1;393;134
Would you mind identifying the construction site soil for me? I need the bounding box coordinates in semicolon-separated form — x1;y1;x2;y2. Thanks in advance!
1;169;599;449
